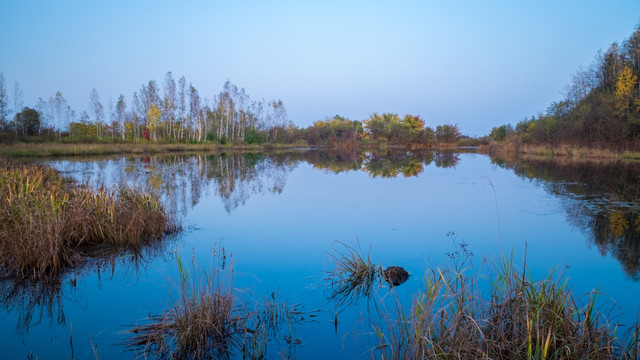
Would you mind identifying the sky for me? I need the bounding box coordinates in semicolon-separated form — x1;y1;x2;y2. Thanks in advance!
1;1;640;136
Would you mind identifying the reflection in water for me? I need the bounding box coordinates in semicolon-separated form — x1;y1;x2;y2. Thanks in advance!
383;266;410;286
0;279;64;334
0;243;168;333
52;150;461;218
490;155;640;280
308;150;460;178
47;150;640;286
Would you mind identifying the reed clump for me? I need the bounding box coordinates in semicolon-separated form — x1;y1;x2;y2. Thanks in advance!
325;241;383;307
0;162;177;281
127;252;240;359
127;248;307;359
371;252;640;360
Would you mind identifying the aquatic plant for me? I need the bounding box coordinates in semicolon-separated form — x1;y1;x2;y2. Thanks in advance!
126;247;308;359
370;251;640;360
325;241;383;307
0;162;178;280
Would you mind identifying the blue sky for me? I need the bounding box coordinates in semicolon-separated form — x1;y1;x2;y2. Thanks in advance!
1;1;639;136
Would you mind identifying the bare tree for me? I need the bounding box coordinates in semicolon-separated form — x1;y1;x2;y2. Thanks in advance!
12;82;24;119
107;98;116;139
189;84;201;141
49;91;72;134
116;94;126;140
89;88;105;140
132;92;143;141
178;76;186;140
0;72;8;131
163;72;177;139
563;66;597;109
35;97;51;133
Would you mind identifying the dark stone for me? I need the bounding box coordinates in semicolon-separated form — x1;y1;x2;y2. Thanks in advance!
383;266;409;286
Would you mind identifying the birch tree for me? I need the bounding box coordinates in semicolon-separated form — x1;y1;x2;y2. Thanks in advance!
0;72;8;131
89;88;105;140
116;94;126;140
178;76;187;140
189;84;201;141
163;71;177;139
12;82;24;120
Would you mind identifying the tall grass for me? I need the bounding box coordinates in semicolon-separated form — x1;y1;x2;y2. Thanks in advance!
126;247;308;359
0;142;308;158
325;241;383;307
0;162;178;280
325;243;640;359
370;252;639;359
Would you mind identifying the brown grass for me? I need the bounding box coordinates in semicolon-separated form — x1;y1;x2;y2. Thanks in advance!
0;162;178;280
325;242;640;359
126;248;308;359
370;251;640;359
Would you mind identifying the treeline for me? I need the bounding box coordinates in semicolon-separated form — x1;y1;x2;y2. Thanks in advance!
0;72;292;144
304;114;462;148
489;24;640;151
0;71;465;148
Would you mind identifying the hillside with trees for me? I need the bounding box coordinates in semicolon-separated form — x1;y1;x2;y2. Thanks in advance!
489;24;640;152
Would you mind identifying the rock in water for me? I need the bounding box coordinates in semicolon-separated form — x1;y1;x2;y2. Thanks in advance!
384;266;409;286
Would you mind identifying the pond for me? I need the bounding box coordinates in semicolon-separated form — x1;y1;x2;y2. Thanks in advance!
2;149;639;359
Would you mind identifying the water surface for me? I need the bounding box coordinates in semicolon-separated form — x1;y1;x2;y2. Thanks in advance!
2;150;639;359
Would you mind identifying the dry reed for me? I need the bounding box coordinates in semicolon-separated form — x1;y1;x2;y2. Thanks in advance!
0;162;178;281
370;251;640;359
126;247;308;359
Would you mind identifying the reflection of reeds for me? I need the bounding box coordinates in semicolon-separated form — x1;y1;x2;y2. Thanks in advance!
127;247;308;359
0;162;178;281
127;250;239;359
325;241;382;307
372;251;640;359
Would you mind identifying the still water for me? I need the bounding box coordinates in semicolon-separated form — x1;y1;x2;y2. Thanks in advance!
2;150;639;358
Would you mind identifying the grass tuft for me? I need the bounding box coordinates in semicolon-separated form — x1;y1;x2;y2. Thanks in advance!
325;241;383;307
126;247;308;359
0;161;178;281
368;250;640;359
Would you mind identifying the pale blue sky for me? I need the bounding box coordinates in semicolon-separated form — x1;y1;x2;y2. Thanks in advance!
1;1;639;136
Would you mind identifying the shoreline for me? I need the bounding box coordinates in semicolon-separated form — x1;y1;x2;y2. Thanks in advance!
479;142;640;161
0;141;476;158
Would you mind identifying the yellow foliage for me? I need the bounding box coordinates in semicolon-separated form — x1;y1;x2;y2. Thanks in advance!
615;65;638;113
609;211;628;238
147;104;161;133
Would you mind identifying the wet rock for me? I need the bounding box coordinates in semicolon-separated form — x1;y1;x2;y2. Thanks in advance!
383;266;409;286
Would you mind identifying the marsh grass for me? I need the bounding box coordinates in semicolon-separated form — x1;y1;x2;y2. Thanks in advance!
324;240;639;359
0;142;308;158
127;250;240;359
325;241;383;307
127;247;308;359
370;251;640;360
0;162;178;281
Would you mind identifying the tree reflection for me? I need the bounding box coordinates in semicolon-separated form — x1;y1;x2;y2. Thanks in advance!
489;155;640;280
53;150;461;217
0;243;167;333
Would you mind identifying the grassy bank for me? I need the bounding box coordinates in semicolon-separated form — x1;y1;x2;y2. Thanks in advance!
0;161;178;280
0;140;485;158
479;142;640;160
327;243;640;359
0;141;310;157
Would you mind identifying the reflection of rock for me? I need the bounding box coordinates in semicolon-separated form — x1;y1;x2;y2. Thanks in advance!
383;266;409;286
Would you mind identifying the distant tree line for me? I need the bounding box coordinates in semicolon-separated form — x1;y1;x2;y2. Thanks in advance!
489;24;640;151
303;114;461;148
0;71;462;147
0;72;292;144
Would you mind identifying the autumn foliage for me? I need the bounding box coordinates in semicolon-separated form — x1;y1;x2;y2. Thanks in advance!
490;24;640;151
